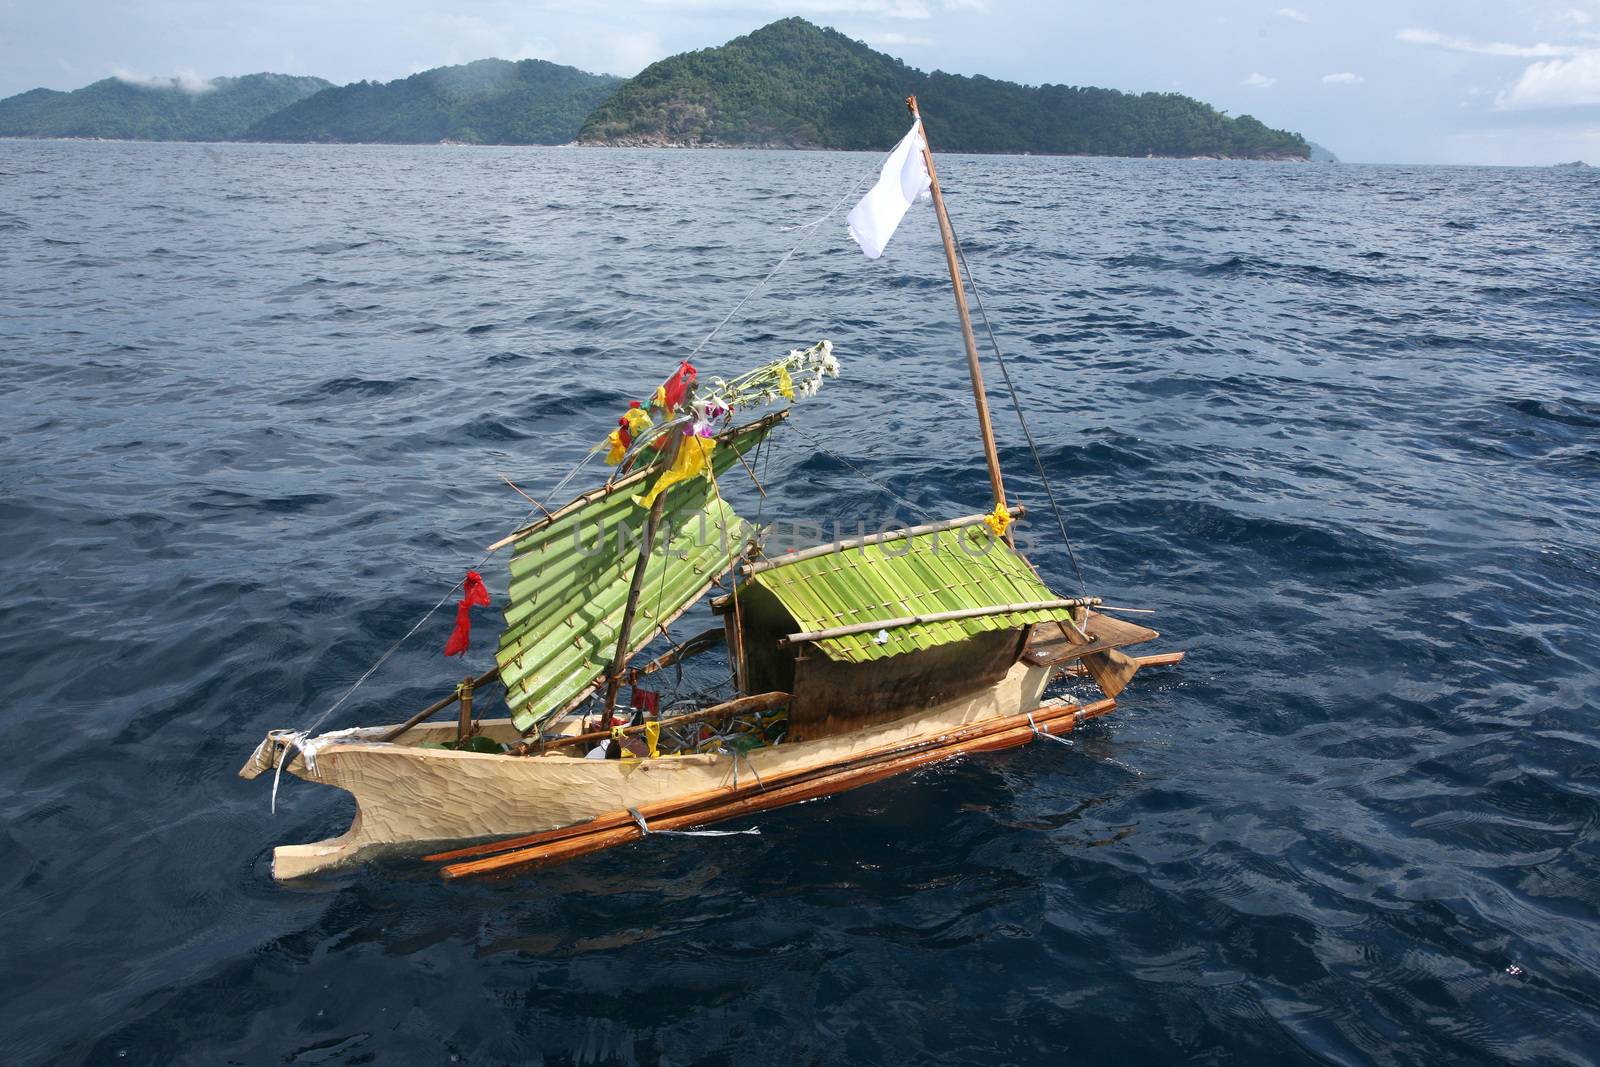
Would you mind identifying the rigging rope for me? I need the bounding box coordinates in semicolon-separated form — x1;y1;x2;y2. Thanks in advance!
944;216;1090;595
293;173;870;742
780;421;934;524
684;173;870;362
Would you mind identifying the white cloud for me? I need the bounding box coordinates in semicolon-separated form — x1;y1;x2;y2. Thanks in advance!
638;0;940;18
1496;51;1600;109
1275;8;1310;23
1396;27;1577;59
1558;8;1592;26
858;32;935;46
418;14;551;66
1322;71;1363;85
1397;23;1600;111
609;31;666;74
111;68;215;93
1242;72;1276;89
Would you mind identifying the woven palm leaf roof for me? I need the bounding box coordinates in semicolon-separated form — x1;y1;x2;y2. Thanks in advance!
745;517;1076;662
496;415;778;732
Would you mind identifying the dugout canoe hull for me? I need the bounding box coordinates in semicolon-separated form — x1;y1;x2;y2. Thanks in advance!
241;660;1057;880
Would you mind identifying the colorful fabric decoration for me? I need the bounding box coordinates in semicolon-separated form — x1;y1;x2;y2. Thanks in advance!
776;365;796;401
443;570;492;656
631;687;660;715
984;501;1013;538
603;403;654;464
661;361;696;412
635;435;716;509
604;430;626;465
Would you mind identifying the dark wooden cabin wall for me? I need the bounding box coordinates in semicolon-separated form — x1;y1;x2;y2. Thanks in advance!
724;583;799;696
787;627;1027;742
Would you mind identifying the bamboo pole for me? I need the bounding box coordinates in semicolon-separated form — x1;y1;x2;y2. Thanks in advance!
432;696;1110;872
427;699;1105;866
777;597;1102;647
597;398;697;726
908;94;1009;542
455;675;474;744
378;665;500;743
430;697;1113;866
740;506;1028;577
484;410;790;553
534;691;787;754
599;487;669;727
436;696;1116;878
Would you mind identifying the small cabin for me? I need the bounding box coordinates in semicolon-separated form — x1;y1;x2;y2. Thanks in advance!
718;516;1086;743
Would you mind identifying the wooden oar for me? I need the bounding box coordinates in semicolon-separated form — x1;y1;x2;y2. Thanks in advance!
434;697;1115;878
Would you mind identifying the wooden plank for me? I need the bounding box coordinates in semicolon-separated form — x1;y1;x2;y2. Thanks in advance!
788;629;1020;742
1080;648;1140;697
780;597;1099;648
427;695;1114;867
434;696;1117;877
1022;610;1159;667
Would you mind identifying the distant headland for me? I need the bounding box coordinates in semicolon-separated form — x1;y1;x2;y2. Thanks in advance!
0;18;1312;161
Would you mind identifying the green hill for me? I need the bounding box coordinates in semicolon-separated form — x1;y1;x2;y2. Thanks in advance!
244;59;621;144
0;73;331;141
579;18;1308;159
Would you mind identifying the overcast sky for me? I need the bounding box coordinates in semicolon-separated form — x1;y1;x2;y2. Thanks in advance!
3;0;1598;164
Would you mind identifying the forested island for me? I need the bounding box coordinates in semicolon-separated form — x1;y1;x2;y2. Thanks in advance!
245;60;620;144
0;18;1310;159
0;73;329;141
580;19;1307;158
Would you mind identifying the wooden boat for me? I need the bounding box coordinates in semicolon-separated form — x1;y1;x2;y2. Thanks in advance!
242;98;1184;881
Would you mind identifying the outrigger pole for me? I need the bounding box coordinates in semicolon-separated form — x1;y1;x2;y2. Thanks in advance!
907;95;1010;541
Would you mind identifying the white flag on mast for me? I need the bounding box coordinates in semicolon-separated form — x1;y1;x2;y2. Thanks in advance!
847;120;932;259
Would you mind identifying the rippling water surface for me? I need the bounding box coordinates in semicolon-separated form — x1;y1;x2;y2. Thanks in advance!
2;141;1598;1066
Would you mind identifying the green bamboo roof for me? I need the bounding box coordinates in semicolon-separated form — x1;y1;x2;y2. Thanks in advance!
496;417;776;732
746;518;1076;662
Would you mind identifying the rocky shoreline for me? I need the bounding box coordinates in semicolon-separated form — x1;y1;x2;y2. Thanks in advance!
572;135;1310;161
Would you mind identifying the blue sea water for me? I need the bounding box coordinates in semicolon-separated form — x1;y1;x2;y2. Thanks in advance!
1;140;1598;1066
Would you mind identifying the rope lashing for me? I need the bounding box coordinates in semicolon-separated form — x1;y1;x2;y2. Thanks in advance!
1026;710;1073;747
627;807;761;838
736;747;766;792
684;173;870;362
946;215;1089;595
1026;710;1142;777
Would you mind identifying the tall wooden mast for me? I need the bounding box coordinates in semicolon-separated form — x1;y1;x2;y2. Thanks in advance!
906;95;1009;535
